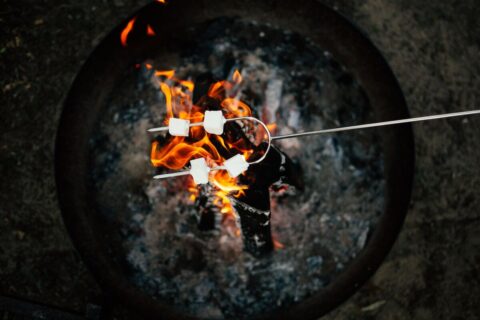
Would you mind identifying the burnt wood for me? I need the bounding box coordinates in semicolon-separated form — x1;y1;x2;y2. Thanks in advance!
233;144;304;256
231;188;273;257
194;187;216;231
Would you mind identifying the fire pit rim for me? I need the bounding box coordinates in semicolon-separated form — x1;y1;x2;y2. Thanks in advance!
55;1;415;319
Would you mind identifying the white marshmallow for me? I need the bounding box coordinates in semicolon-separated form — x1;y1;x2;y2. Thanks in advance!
189;158;210;185
203;110;226;135
168;118;190;136
224;154;249;178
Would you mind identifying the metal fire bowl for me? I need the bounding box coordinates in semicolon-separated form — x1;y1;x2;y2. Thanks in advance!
55;1;414;319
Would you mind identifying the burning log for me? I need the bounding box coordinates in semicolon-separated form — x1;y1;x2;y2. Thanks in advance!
232;144;304;257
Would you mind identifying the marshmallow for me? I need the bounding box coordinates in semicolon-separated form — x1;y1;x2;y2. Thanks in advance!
189;158;210;185
224;154;249;178
168;118;190;136
203;110;226;135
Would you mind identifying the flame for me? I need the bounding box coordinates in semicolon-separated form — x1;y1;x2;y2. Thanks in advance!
266;123;277;133
151;134;225;169
221;98;252;118
187;182;199;202
149;66;255;218
211;171;246;217
156;0;167;3
120;17;136;47
155;70;175;79
211;171;247;197
147;25;156;36
207;68;244;99
208;80;226;99
180;80;195;92
233;69;242;83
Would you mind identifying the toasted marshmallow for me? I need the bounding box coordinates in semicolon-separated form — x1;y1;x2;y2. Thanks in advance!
189;158;210;185
203;110;226;135
224;154;249;178
168;118;190;136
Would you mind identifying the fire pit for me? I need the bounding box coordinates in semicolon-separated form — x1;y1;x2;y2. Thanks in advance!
55;0;414;319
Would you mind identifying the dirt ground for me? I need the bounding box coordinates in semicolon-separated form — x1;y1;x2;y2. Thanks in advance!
1;0;479;319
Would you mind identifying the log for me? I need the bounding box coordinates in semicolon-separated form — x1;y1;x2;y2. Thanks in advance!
231;144;304;257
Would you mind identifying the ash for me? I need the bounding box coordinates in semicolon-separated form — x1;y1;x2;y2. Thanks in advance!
88;18;384;319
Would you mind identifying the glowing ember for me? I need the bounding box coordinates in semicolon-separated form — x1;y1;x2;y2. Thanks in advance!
147;25;156;37
149;65;258;218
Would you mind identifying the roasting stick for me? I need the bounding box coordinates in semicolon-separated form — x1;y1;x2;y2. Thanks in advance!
151;109;480;180
147;122;204;133
151;116;271;180
270;110;480;141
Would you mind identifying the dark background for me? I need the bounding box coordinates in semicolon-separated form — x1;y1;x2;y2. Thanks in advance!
1;0;479;319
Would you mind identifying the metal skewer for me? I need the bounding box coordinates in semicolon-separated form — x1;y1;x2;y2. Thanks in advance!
147;122;205;133
151;116;271;179
271;110;480;140
151;109;480;180
153;165;226;180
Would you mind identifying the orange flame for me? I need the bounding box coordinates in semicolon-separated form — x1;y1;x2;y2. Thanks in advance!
221;98;252;118
266;123;277;134
149;66;257;219
156;0;167;3
155;70;175;79
120;17;136;47
159;83;174;119
233;69;242;84
207;80;226;99
180;80;195;92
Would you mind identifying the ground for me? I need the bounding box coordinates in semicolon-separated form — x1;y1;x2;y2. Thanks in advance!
1;0;479;319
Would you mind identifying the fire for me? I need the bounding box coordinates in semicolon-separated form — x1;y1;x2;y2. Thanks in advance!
232;69;242;83
266;123;277;133
120;17;136;47
155;70;175;79
120;19;157;47
221;98;251;118
149;65;255;218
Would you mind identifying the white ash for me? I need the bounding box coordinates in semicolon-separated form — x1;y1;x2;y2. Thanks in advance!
263;77;283;123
